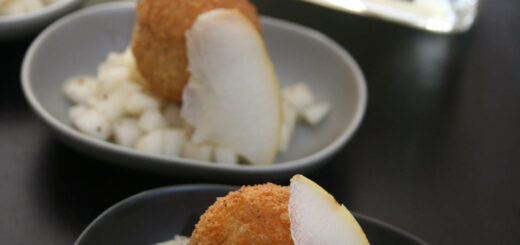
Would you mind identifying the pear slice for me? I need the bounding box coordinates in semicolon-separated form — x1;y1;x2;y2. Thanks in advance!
289;175;370;245
181;9;282;165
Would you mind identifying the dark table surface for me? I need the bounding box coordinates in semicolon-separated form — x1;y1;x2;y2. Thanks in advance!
1;0;519;244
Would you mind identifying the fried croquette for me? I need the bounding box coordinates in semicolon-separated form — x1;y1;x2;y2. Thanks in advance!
188;183;294;245
131;0;261;101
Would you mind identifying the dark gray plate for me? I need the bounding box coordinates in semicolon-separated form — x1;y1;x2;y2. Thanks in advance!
75;185;427;245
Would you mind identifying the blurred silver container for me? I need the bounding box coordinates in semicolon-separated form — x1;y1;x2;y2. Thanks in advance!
303;0;481;33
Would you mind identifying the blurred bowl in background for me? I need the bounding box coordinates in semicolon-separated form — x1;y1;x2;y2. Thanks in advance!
0;0;83;40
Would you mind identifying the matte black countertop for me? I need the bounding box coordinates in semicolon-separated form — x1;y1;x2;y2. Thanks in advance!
1;1;519;244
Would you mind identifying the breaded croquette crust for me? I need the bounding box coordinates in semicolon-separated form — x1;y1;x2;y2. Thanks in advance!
132;0;261;101
188;183;294;245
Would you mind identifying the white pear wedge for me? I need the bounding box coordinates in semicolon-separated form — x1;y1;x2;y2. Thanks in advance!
289;175;370;245
181;9;282;165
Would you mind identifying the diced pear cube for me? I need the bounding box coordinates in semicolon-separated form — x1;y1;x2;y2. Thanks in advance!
138;109;166;132
115;81;141;96
182;142;212;162
279;122;295;153
94;93;126;121
107;51;133;67
214;147;238;164
85;96;100;107
97;64;130;93
283;83;314;112
134;130;163;155
72;108;111;140
279;101;298;153
162;129;186;157
155;235;190;245
113;118;142;147
122;48;136;66
62;76;98;104
125;91;160;115
282;101;298;126
302;103;331;125
68;104;88;122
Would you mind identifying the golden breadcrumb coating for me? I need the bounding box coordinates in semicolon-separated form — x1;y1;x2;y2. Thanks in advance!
131;0;261;101
188;183;294;245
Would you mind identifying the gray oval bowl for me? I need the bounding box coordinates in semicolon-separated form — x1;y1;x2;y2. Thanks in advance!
75;185;428;245
22;2;367;181
0;0;83;40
